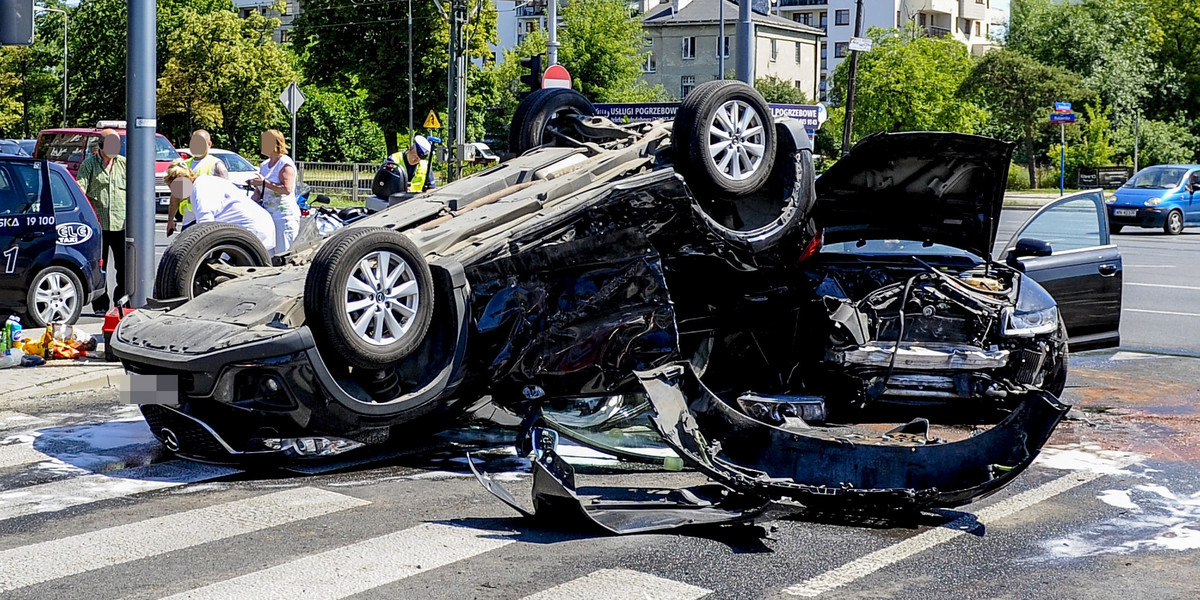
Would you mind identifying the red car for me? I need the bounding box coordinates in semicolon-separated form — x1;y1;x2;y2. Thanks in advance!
34;121;181;210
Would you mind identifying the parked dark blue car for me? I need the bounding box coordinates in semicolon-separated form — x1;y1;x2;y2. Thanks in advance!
1106;164;1200;235
0;154;103;326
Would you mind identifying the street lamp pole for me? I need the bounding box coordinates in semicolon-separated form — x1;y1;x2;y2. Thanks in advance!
35;6;67;127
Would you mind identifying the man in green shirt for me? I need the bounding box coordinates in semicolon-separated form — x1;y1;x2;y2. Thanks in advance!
75;129;127;313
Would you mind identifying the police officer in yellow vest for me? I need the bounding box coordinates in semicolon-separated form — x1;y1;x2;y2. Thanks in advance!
384;135;436;193
167;130;230;236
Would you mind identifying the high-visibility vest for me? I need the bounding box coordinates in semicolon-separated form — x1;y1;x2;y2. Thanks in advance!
409;158;430;192
179;154;221;217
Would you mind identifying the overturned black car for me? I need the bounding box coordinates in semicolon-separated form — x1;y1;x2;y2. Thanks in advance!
112;82;1122;516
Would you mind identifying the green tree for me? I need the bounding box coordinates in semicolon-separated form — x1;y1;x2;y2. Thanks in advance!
1114;118;1198;167
754;75;813;104
1145;0;1200;125
157;6;298;154
68;0;230;128
296;84;386;162
961;49;1093;188
0;2;65;139
1046;104;1116;184
831;27;986;143
558;0;659;103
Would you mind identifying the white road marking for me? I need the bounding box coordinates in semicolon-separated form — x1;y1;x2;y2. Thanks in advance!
0;441;50;470
1110;351;1157;361
1124;308;1200;318
1123;265;1176;268
522;569;712;600
0;412;48;431
159;522;514;600
0;461;240;522
1126;282;1200;291
782;469;1122;597
0;487;367;593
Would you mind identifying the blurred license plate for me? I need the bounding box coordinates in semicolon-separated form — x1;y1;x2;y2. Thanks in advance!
1114;209;1137;217
120;373;179;406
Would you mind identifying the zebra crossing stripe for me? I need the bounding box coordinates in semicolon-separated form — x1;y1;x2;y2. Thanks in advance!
520;569;712;600
0;460;240;522
0;412;48;431
0;487;367;593
0;441;49;470
159;522;515;600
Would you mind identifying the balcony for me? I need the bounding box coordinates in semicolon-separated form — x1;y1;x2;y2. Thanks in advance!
516;5;545;17
925;25;951;37
777;0;827;6
908;0;955;16
959;0;988;20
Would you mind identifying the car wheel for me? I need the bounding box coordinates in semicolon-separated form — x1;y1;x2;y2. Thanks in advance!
1108;224;1123;234
25;266;83;327
1164;210;1184;235
304;227;434;370
155;222;271;300
509;88;596;155
672;80;777;198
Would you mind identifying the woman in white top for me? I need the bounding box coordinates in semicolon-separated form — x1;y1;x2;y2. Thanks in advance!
164;161;277;255
249;129;300;254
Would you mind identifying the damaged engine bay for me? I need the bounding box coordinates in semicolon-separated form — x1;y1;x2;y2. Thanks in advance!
112;83;1073;535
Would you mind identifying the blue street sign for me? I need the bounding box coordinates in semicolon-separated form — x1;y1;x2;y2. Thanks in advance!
1050;112;1077;124
593;103;824;134
1054;101;1072;112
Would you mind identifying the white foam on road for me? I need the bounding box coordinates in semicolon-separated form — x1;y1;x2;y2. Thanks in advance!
521;569;711;600
1097;489;1139;511
159;522;514;600
0;487;367;593
1109;351;1158;361
0;460;240;522
1042;484;1200;559
783;448;1142;597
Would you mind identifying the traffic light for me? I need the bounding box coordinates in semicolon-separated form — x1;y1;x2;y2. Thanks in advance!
0;0;34;46
518;54;544;99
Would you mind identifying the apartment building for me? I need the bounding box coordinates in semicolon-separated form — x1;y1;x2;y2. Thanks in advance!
777;0;996;99
642;0;824;100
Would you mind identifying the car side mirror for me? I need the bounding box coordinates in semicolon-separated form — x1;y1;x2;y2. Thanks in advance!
1006;238;1053;268
314;194;331;204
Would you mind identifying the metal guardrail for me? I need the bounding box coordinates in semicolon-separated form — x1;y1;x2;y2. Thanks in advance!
296;161;377;202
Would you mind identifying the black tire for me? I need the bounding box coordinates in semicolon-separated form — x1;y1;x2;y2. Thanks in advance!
303;227;435;370
1109;224;1123;235
672;80;777;198
155;222;271;300
1164;209;1184;235
508;88;595;155
25;265;83;327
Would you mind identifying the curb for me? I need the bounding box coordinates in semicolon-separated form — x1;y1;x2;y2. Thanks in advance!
0;366;124;405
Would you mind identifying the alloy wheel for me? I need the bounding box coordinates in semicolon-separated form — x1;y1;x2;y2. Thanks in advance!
33;271;78;324
707;99;767;182
344;250;421;346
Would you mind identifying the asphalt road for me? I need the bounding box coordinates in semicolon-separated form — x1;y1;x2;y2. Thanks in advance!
21;206;1194;599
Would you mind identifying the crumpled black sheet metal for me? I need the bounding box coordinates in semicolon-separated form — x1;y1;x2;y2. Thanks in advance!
636;362;1070;510
470;429;769;535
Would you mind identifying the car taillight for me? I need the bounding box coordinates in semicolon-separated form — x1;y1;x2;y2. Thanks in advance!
797;228;824;263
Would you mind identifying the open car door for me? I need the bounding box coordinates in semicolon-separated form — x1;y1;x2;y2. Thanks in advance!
1004;190;1122;351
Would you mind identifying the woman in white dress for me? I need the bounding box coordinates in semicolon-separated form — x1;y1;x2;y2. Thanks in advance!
249;129;300;254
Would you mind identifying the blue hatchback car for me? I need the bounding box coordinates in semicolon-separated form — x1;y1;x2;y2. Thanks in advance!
0;155;104;327
1106;164;1200;235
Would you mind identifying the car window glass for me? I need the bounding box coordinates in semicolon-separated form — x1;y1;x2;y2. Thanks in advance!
1125;167;1188;189
37;134;88;163
0;162;44;216
49;170;77;211
0;140;22;155
219;153;255;172
1020;194;1103;252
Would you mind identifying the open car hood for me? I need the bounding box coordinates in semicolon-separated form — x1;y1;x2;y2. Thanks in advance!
814;132;1016;260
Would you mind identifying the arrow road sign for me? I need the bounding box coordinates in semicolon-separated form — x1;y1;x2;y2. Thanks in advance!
280;82;306;116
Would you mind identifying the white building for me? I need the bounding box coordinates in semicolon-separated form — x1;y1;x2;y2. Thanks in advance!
776;0;997;100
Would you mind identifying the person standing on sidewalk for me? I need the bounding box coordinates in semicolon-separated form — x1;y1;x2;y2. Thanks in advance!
249;129;300;254
75;129;126;313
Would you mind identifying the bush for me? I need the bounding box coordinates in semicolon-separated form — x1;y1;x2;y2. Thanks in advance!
1007;163;1030;190
296;85;387;163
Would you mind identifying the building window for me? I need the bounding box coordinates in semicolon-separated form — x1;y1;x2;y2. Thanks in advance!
834;42;848;58
770;39;778;62
644;52;657;73
796;42;803;64
818;11;827;29
681;75;695;98
240;8;251;18
644;37;653;48
974;21;981;36
279;30;289;43
835;9;849;26
819;75;827;101
794;12;811;25
918;13;926;27
717;35;729;58
682;36;695;60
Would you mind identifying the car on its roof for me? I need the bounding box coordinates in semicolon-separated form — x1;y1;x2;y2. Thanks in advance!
111;82;1122;520
1105;164;1200;235
0;155;104;327
34;122;180;204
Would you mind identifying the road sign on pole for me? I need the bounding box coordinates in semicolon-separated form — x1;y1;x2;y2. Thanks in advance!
848;36;872;52
1054;101;1072;112
1049;112;1076;124
280;82;305;159
424;110;441;129
542;64;571;89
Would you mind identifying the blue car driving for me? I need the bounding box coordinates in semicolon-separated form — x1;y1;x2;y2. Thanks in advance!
1106;164;1200;235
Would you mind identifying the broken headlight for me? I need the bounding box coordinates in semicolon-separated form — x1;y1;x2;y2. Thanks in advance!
1003;278;1058;337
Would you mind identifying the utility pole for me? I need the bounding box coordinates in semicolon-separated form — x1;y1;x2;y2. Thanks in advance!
435;0;479;182
1133;111;1140;173
126;0;155;307
840;0;864;156
735;0;752;83
718;0;724;79
547;0;558;65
